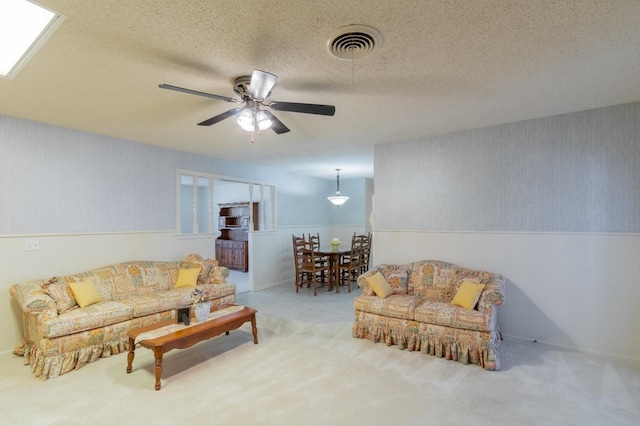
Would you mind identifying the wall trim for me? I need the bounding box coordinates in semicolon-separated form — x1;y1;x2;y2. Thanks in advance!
0;230;177;239
503;334;640;365
372;228;640;237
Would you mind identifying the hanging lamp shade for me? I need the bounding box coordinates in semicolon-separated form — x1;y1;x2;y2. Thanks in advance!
327;168;349;206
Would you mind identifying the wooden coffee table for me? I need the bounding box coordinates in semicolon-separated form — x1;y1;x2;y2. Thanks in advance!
126;304;258;390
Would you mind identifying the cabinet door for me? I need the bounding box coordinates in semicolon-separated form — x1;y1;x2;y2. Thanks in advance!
232;241;247;272
215;240;224;264
225;248;234;267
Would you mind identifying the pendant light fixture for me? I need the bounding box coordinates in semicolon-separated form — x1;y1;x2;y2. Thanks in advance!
327;168;349;206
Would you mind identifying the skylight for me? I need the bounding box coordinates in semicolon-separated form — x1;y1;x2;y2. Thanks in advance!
0;0;65;79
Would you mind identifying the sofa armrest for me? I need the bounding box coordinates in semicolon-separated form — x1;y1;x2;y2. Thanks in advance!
357;266;384;295
206;265;230;284
10;281;58;317
10;281;58;348
477;274;506;312
181;254;230;285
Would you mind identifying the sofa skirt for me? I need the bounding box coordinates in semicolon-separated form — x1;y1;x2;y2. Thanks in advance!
352;310;500;370
14;309;176;380
15;293;238;380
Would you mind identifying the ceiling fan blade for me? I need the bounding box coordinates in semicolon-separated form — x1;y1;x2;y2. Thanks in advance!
197;108;244;126
268;101;335;116
262;111;290;134
159;84;240;103
249;70;278;100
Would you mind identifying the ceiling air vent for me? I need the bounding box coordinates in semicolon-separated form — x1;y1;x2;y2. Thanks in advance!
326;24;383;60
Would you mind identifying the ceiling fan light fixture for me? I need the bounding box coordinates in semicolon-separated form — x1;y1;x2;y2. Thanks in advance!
236;109;254;131
255;111;272;130
327;168;349;206
236;109;272;132
159;68;334;136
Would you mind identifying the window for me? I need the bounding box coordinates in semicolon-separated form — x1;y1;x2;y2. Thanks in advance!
178;174;212;234
176;169;276;236
0;0;66;79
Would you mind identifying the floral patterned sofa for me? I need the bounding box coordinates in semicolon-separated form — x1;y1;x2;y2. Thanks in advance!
10;253;235;380
353;260;505;370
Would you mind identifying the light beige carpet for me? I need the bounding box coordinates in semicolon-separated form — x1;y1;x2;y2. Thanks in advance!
0;310;638;425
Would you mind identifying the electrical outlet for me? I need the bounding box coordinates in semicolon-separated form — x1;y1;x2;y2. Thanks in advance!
24;238;40;251
379;232;388;241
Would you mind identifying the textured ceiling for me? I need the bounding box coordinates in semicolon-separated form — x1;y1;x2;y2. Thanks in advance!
2;0;640;179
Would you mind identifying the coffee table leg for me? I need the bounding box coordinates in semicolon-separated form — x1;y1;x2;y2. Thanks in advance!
251;314;258;344
154;347;163;391
126;337;135;373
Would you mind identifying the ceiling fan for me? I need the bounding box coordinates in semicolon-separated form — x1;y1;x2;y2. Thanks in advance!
159;69;336;134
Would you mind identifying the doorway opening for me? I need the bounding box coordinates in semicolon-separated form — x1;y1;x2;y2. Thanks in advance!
176;170;276;293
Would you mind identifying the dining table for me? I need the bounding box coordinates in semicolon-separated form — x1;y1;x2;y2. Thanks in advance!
316;246;351;293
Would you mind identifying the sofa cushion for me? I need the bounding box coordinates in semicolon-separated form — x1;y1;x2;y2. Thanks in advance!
353;294;420;320
451;281;485;310
63;267;117;302
42;279;77;314
113;262;175;297
95;284;235;319
410;261;460;302
200;283;236;300
175;268;201;288
119;295;165;317
42;301;134;338
64;262;176;302
68;280;102;308
360;264;412;296
385;267;410;295
152;287;194;306
414;300;492;332
366;272;394;298
119;287;194;317
181;253;217;284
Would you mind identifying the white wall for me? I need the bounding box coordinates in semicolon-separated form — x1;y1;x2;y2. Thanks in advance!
2;232;214;352
2;224;366;353
372;230;640;361
250;225;366;291
373;102;640;361
0;114;371;353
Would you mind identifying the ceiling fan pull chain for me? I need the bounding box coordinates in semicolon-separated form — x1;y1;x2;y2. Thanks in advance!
251;130;255;143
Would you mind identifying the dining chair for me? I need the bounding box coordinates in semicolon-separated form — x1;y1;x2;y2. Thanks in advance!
307;233;328;283
337;234;365;292
299;238;330;296
292;234;330;295
292;234;308;293
358;233;372;274
307;233;321;250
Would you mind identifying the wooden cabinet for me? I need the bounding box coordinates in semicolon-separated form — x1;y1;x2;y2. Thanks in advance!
215;202;257;272
216;238;249;272
231;241;247;270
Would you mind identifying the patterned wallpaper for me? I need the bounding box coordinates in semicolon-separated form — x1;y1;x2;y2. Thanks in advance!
375;102;640;232
0;115;363;234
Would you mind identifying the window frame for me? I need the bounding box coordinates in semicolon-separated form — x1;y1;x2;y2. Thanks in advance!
176;169;277;237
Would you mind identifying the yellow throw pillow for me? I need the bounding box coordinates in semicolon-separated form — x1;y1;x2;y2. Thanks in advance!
68;280;102;308
366;271;394;299
451;281;485;310
175;268;202;288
